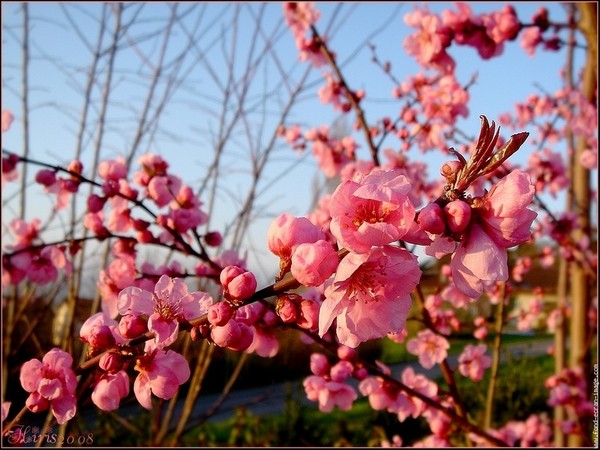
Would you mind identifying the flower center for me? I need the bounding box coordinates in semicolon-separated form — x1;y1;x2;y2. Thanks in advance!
152;293;181;321
352;200;389;228
347;262;386;303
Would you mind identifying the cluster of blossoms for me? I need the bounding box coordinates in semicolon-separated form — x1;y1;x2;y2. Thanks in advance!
303;348;362;413
403;3;521;73
545;367;595;433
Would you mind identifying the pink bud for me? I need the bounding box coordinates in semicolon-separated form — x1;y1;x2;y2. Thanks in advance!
118;314;148;339
87;194;106;213
310;353;330;376
207;302;235;326
204;231;223;247
440;160;464;182
267;213;325;259
88;325;116;349
220;266;257;303
417;203;446;235
210;320;253;351
291;240;338;287
444;200;472;233
296;299;320;331
353;367;368;380
99;352;123;373
35;169;56;187
275;296;298;323
330;360;354;382
337;345;356;361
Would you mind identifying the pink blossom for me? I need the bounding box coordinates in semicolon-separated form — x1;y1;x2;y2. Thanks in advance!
452;170;537;298
303;375;357;413
207;301;235;326
12;245;69;286
210;319;254;351
296;298;321;331
80;312;125;350
133;342;190;409
2;153;20;187
404;6;455;73
98;156;127;181
246;327;279;358
396;367;438;422
291;240;339;287
520;27;542;56
98;255;137;318
2;109;14;132
220;266;257;303
2;401;10;423
282;2;320;39
147;175;182;207
91;370;130;411
482;5;520;45
268;213;326;277
19;348;77;424
458;344;491;382
118;275;212;348
7;218;41;250
406;329;450;369
319;245;421;347
329;168;415;254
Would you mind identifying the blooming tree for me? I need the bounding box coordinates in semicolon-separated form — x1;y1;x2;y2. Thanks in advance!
1;2;597;448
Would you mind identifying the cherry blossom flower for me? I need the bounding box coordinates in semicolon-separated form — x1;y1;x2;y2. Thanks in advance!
133;341;190;410
19;348;77;424
91;370;130;411
268;212;326;278
319;245;421;347
80;312;125;351
118;275;212;348
1;402;10;423
458;344;491;382
406;329;450;369
2;109;14;133
291;240;339;287
329;168;416;254
395;367;438;422
210;318;254;351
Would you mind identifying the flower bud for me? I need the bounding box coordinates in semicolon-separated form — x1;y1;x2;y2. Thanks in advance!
87;194;106;213
330;360;354;382
207;302;235;327
417;203;446;235
204;231;223;247
86;325;116;350
440;160;464;183
291;240;338;287
99;352;123;373
275;295;299;323
309;353;330;376
210;320;253;351
296;299;320;331
35;169;56;187
337;345;356;361
220;266;257;303
444;200;472;233
118;314;148;339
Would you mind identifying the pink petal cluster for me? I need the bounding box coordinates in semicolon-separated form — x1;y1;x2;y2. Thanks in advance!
406;329;450;369
290;240;338;287
118;274;212;348
220;265;257;303
303;353;357;412
319;245;421;348
425;170;537;298
19;349;78;424
329;168;415;254
133;341;190;410
457;344;491;382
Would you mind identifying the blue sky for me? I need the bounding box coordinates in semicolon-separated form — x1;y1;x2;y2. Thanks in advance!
1;2;589;287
